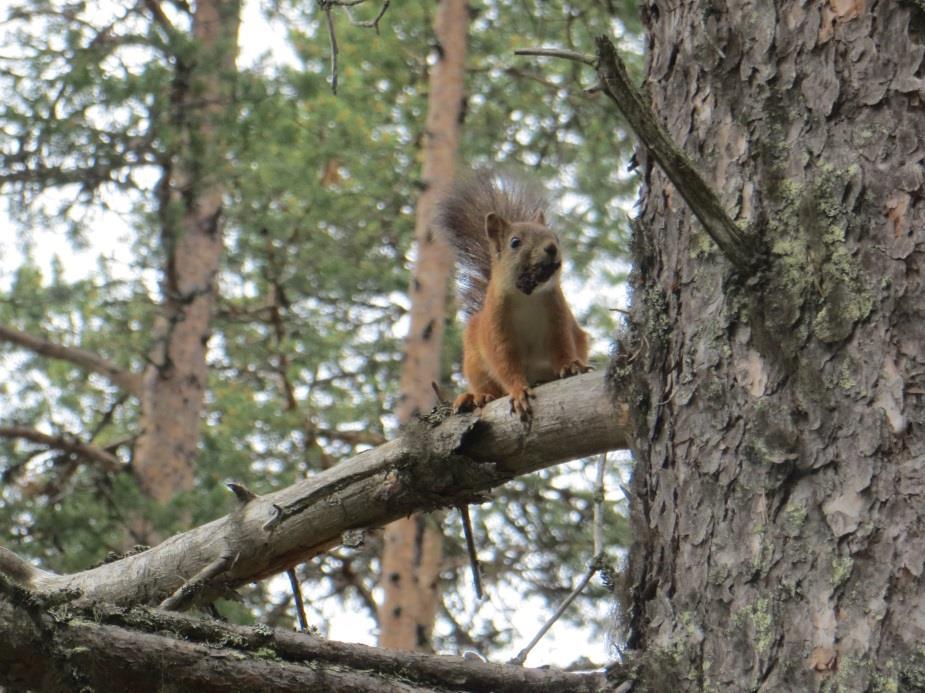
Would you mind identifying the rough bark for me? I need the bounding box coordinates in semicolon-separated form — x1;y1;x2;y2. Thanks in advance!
623;1;925;690
380;0;469;652
133;0;241;503
0;596;611;693
1;371;628;607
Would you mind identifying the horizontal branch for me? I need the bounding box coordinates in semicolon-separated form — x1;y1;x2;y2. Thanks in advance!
0;371;628;606
0;324;143;397
0;425;122;472
0;596;611;692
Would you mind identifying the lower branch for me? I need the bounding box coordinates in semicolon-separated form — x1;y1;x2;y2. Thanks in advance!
0;595;613;692
0;371;628;607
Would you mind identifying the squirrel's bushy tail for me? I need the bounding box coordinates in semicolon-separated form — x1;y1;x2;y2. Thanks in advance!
437;170;549;315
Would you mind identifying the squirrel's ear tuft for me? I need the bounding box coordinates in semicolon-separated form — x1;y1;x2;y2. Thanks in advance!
532;210;547;226
485;212;509;254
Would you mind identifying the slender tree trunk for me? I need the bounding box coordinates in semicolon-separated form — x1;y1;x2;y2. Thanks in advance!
378;0;469;652
133;0;241;504
623;1;925;689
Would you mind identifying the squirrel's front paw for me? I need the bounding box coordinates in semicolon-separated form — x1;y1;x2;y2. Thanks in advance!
453;392;497;413
558;360;593;379
508;386;534;420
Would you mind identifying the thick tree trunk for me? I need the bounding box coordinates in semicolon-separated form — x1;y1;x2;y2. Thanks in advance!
134;0;241;503
379;0;468;652
624;1;925;690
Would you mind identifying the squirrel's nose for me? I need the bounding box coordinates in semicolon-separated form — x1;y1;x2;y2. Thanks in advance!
544;243;557;257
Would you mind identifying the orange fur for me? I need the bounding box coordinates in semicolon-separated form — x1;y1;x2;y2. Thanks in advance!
452;215;590;418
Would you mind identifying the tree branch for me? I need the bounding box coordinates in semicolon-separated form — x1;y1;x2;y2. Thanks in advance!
592;35;763;272
0;325;143;397
0;425;122;472
0;595;612;692
514;47;595;66
0;371;628;606
516;37;765;273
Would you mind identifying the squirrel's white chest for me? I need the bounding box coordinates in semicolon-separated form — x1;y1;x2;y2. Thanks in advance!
510;297;556;384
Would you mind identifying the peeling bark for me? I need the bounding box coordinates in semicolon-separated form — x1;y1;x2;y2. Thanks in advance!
624;1;925;689
1;371;628;607
133;0;241;504
380;0;469;653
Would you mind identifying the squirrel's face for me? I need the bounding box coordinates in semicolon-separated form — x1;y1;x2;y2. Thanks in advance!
485;212;562;296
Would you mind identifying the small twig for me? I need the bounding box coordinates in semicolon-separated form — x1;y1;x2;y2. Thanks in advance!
321;1;339;95
511;455;610;665
431;380;449;406
593;453;606;557
160;555;233;611
514;47;595;67
510;563;597;665
287;567;309;631
459;505;483;600
347;0;390;33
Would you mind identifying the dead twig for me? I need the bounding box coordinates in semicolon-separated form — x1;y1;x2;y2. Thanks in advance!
287;567;309;631
320;0;339;94
510;453;610;665
160;555;234;611
347;0;390;34
514;47;595;67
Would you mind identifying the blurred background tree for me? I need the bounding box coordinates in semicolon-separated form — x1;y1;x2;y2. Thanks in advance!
0;0;639;663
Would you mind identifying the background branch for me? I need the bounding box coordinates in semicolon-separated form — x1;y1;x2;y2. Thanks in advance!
0;425;123;472
0;325;143;397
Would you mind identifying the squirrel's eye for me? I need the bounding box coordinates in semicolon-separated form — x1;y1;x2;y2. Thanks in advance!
509;237;521;249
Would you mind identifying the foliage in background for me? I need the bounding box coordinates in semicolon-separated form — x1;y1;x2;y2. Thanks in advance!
0;0;640;660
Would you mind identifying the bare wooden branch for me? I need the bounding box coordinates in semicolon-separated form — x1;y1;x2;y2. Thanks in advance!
0;425;122;472
592;36;763;271
0;595;611;692
514;47;595;66
0;324;143;397
0;371;628;606
515;38;765;272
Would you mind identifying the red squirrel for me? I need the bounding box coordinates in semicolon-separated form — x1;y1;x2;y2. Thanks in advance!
439;173;590;418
